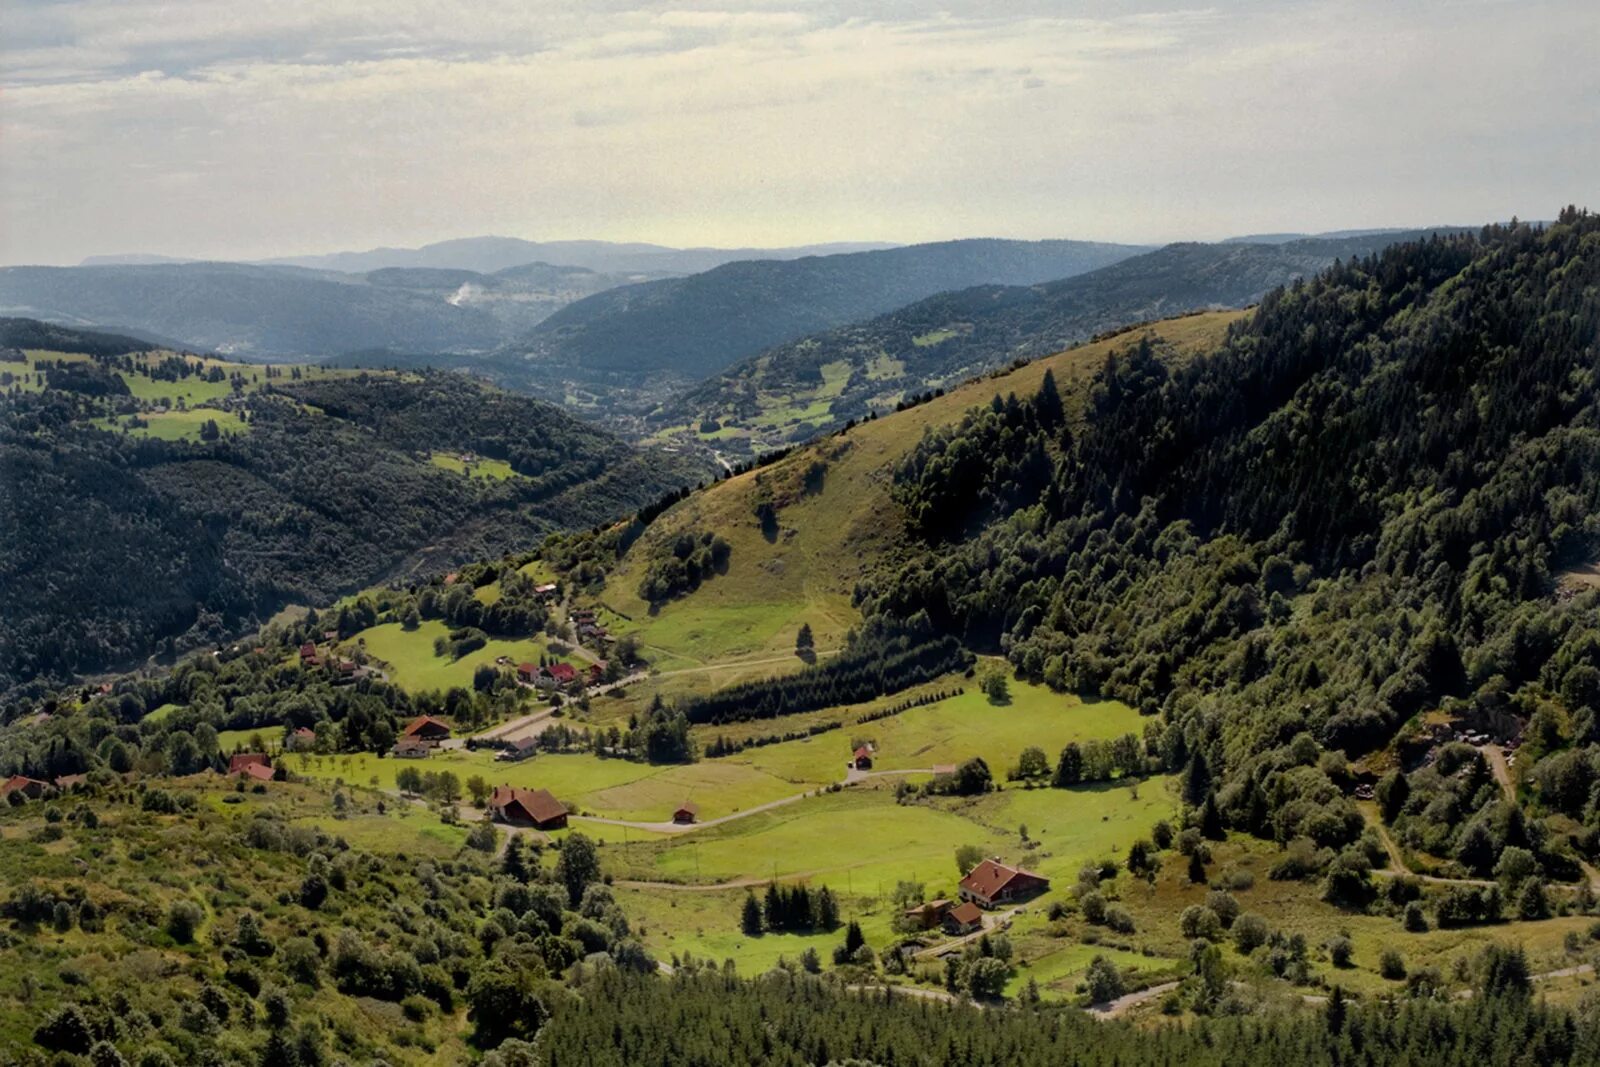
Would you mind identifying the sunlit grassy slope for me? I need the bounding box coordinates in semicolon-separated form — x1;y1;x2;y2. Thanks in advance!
601;312;1241;668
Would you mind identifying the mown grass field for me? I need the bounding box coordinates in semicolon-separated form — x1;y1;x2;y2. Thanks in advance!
352;619;580;694
428;452;523;480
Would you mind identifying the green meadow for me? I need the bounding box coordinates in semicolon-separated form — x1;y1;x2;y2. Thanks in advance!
93;407;251;441
353;619;580;694
429;451;523;480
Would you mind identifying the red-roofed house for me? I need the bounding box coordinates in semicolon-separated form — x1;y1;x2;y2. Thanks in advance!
287;727;317;752
958;859;1050;908
1;775;51;800
943;901;984;935
488;785;567;830
393;736;432;759
852;745;874;770
402;716;452;745
228;753;271;776
516;662;539;685
299;642;319;666
672;802;699;825
547;663;578;686
240;762;275;783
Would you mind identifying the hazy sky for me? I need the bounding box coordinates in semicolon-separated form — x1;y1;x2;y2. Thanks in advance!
3;0;1596;265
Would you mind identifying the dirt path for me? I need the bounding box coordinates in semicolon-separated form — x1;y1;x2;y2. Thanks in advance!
912;906;1020;960
1477;744;1516;802
1089;980;1181;1018
655;650;837;678
477;708;557;742
572;768;933;836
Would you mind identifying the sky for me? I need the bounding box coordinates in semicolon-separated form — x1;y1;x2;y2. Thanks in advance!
2;0;1596;265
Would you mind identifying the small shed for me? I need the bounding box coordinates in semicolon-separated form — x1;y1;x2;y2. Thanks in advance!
673;802;699;825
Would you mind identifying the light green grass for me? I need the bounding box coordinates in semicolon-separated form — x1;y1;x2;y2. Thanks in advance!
216;727;278;754
1005;942;1159;999
143;702;182;723
293;746;813;823
354;619;577;694
429;452;523;480
911;329;956;347
295;810;468;858
93;407;250;441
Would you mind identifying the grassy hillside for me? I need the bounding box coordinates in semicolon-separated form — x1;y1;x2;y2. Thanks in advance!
653;231;1462;455
601;311;1240;669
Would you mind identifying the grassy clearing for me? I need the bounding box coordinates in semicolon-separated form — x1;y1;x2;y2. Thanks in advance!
428;452;523;480
618;886;903;974
353;619;577;694
93;407;251;441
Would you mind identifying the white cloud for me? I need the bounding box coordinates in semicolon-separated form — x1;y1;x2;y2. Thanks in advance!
1;0;1596;263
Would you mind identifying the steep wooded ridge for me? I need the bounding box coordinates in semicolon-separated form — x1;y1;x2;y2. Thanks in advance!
868;211;1600;875
0;260;654;358
0;325;711;695
661;229;1462;450
501;238;1145;398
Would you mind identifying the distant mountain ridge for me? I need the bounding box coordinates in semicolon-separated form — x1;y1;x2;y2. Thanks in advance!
0;259;656;359
79;237;902;276
499;238;1148;400
658;229;1467;451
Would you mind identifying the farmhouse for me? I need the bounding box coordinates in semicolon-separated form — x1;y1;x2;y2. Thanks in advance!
392;736;431;759
852;744;874;770
533;583;558;599
299;642;319;665
902;899;952;930
516;662;539;684
401;715;452;745
672;802;699;825
489;785;568;830
496;735;538;762
239;762;275;783
959;859;1050;908
1;775;51;800
286;727;317;751
547;663;578;687
53;774;87;791
943;901;984;935
228;753;271;776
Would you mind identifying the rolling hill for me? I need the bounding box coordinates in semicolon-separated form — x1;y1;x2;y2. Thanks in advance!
495;238;1147;406
250;235;901;275
655;229;1465;452
603;211;1600;909
0;321;713;695
0;260;657;359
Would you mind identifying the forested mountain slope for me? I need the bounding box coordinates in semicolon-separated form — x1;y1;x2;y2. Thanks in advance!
0;325;711;695
606;209;1600;891
0;260;651;358
865;210;1600;874
659;229;1459;452
501;238;1144;403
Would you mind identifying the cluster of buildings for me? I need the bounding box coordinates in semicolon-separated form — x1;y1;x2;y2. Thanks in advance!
902;859;1051;937
393;715;452;759
1;773;87;800
298;640;360;682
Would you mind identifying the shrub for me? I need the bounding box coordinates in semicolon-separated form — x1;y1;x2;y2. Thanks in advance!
1179;905;1221;941
1232;913;1270;954
1327;936;1354;968
1379;948;1407;980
